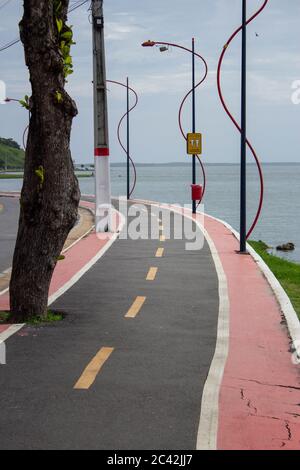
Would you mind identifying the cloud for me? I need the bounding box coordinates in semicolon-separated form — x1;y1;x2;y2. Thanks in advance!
105;20;143;41
248;72;292;105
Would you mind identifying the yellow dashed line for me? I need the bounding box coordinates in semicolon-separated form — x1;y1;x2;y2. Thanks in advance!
146;267;158;281
156;248;164;258
125;296;146;319
74;347;114;390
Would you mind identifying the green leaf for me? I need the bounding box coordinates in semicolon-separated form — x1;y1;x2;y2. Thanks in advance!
35;166;45;187
62;45;70;58
61;30;73;41
19;95;30;110
55;90;63;103
64;56;72;65
54;1;62;14
56;18;63;33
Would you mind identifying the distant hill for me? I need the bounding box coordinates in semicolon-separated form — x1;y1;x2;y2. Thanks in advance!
0;137;25;170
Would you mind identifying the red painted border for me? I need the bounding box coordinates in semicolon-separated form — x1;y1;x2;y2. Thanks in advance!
200;214;300;450
94;148;109;157
0;200;120;333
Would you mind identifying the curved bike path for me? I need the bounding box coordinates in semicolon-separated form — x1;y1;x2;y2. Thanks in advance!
0;201;219;450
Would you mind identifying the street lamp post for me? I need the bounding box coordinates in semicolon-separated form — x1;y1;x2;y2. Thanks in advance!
240;0;247;253
142;40;207;214
192;38;197;214
217;0;269;252
240;0;247;254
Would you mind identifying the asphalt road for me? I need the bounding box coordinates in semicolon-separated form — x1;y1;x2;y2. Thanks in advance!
0;197;19;274
0;203;219;450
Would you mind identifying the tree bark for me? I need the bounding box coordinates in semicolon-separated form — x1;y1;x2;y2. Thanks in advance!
10;0;80;321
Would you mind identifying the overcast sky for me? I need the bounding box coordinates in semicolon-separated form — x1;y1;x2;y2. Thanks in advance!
0;0;299;164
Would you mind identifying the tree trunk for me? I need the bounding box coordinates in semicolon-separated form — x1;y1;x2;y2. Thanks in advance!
10;0;80;321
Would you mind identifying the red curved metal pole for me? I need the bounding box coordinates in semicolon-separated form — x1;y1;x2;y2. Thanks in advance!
107;80;138;198
217;0;269;239
142;41;208;206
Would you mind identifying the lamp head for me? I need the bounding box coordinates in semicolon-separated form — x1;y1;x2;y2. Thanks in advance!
142;40;156;47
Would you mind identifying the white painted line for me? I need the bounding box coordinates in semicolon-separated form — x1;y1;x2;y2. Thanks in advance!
129;198;230;450
62;225;95;254
48;209;125;306
0;287;9;297
2;268;11;274
194;219;230;450
0;200;95;299
204;212;300;362
0;324;25;342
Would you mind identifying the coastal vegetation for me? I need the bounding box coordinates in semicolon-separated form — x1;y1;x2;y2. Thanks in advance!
0;138;25;170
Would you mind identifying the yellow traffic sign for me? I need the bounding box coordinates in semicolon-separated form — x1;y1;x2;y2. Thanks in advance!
187;133;202;155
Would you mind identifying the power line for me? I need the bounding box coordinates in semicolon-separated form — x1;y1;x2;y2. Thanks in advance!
0;0;90;53
0;38;19;52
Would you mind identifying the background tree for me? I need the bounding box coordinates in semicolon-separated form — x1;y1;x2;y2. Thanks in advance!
10;0;80;321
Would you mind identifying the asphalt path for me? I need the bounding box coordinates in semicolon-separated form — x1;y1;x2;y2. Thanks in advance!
0;202;219;450
0;197;19;274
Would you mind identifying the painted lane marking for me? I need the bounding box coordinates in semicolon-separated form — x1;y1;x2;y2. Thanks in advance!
0;287;9;296
48;209;125;306
128;198;230;451
146;267;158;281
0;324;25;342
160;235;166;242
74;347;114;390
156;248;164;258
125;296;146;319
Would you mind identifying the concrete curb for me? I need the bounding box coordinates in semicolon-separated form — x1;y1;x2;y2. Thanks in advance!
0;194;125;343
204;213;300;361
48;209;125;306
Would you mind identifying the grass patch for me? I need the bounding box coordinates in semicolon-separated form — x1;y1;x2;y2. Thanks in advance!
0;310;64;325
0;172;93;179
249;240;300;318
0;173;24;179
0;311;10;323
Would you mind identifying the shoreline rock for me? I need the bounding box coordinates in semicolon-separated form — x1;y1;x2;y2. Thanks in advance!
276;242;295;252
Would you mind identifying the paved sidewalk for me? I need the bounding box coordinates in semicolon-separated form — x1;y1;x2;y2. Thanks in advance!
0;197;19;276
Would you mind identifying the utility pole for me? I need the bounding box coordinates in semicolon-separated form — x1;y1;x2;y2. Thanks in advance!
192;38;196;215
92;0;112;232
240;0;247;252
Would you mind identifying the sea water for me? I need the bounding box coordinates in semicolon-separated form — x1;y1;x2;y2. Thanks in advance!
1;163;299;263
